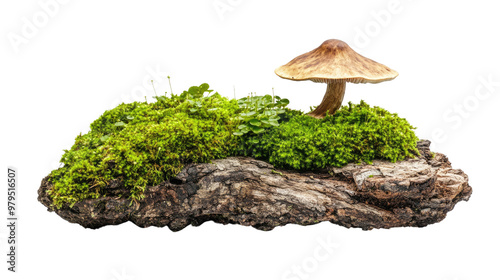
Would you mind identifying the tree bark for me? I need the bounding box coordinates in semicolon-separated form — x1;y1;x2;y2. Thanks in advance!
38;140;472;231
308;81;346;118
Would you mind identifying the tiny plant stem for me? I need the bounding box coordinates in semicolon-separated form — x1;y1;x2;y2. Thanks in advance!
167;76;173;95
250;93;253;109
233;85;236;100
272;87;275;105
309;81;346;119
151;80;157;96
254;93;257;112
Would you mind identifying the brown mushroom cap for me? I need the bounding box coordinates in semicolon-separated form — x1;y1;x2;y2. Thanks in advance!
275;39;398;84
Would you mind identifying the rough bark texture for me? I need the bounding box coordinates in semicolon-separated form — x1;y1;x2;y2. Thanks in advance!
38;140;472;231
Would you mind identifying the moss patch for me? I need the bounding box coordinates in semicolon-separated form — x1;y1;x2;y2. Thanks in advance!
48;84;240;208
48;84;419;209
238;100;419;169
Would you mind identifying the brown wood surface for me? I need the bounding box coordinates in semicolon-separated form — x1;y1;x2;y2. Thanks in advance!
38;140;471;231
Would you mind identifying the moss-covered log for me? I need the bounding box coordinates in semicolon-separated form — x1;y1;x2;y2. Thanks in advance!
38;140;471;231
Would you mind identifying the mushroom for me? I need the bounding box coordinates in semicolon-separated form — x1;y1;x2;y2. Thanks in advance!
275;39;399;118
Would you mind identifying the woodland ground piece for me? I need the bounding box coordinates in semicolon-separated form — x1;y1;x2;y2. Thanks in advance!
38;140;471;231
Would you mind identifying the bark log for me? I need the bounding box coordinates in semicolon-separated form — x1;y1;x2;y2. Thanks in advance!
38;140;472;231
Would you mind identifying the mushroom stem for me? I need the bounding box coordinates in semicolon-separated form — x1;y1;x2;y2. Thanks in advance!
308;81;346;118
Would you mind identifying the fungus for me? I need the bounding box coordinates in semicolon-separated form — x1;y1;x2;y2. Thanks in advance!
275;39;398;118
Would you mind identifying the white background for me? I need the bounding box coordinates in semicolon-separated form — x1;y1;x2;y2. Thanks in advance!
1;0;499;279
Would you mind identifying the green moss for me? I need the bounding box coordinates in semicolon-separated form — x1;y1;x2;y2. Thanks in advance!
48;84;240;208
48;84;419;209
271;170;284;176
238;100;419;169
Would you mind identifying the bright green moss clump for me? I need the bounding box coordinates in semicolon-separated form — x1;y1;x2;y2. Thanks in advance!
239;101;419;170
48;84;419;209
48;84;240;208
